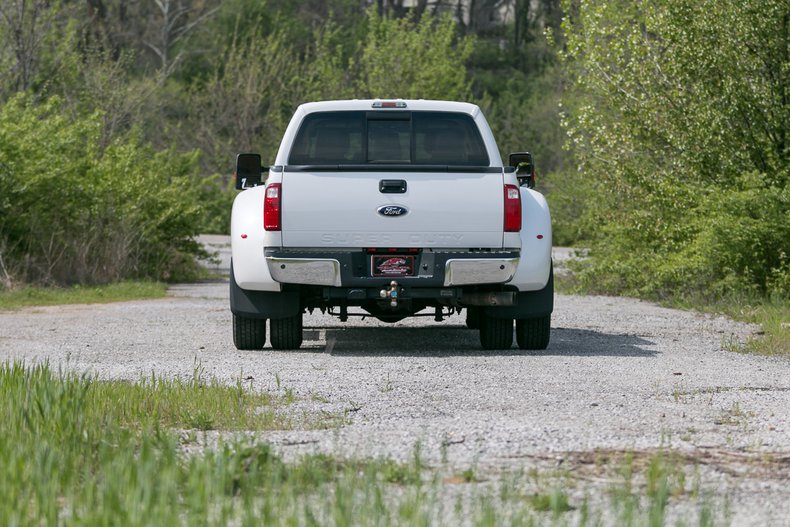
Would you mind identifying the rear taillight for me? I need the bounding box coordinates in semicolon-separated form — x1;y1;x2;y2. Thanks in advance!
264;183;282;231
504;184;521;232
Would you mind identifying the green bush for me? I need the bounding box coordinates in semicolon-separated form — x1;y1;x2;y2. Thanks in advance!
0;94;205;286
570;172;790;300
691;174;790;297
561;0;789;299
540;169;593;247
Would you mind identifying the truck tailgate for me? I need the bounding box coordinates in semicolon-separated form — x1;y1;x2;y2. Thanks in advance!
280;170;504;248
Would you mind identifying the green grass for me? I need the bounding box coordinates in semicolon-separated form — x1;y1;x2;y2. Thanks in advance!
718;299;789;357
0;362;731;526
86;364;292;432
667;295;789;357
556;271;789;357
0;281;167;309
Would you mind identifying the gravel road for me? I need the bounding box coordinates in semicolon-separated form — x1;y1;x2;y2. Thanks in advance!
1;240;788;525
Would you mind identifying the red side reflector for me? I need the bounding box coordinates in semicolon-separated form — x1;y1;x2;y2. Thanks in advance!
264;183;282;231
504;184;521;232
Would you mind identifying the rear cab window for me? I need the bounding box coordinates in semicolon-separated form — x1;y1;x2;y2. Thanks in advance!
287;111;490;166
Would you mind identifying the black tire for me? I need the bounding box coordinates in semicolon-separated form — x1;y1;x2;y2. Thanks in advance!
516;316;551;350
479;315;514;350
270;313;303;350
233;314;266;350
465;307;481;329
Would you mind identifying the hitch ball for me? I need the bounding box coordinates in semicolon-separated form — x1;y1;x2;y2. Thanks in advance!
380;280;400;308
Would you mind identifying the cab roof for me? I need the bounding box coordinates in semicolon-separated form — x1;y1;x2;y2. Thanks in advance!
296;99;481;117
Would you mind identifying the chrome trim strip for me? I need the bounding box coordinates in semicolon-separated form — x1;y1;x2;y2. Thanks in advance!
266;257;342;287
443;258;519;286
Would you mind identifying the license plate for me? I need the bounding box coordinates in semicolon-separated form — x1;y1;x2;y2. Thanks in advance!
371;255;415;277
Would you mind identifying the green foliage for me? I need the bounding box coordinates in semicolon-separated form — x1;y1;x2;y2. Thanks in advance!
356;11;474;100
0;94;205;285
561;0;789;299
0;0;76;98
187;27;304;167
690;173;790;297
541;168;593;246
482;65;568;173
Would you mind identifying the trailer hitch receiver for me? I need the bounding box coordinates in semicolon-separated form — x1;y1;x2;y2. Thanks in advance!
379;280;400;308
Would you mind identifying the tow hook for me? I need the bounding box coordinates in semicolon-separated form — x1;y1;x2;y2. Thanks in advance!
380;280;400;308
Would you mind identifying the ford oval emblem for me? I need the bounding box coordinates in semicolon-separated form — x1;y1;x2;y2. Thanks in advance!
377;205;408;217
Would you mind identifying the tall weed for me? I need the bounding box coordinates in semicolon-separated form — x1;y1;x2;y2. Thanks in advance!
0;362;731;525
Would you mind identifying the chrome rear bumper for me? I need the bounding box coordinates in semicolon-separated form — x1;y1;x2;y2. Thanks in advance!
265;251;519;288
267;257;342;287
443;258;518;286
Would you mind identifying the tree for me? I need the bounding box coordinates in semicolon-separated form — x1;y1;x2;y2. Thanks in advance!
0;0;77;99
561;0;789;297
142;0;219;78
356;9;474;99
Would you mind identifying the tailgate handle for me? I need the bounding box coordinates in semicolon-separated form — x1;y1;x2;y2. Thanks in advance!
379;179;407;193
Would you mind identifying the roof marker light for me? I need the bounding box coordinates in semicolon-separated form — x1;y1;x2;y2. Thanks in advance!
372;100;407;109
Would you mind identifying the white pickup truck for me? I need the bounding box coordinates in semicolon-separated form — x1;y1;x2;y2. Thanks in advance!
230;99;553;351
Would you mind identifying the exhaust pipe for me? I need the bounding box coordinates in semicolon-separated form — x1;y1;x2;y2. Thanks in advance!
461;291;516;306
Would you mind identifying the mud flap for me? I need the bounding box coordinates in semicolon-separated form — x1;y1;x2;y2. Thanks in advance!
229;267;300;320
483;267;553;320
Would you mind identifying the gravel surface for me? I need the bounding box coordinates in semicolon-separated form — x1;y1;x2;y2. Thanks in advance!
1;244;788;525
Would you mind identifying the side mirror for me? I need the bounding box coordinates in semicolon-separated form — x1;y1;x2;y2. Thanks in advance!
509;152;535;189
235;153;264;190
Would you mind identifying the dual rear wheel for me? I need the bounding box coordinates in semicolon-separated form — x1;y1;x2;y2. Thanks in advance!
232;313;303;350
477;311;550;351
515;316;551;350
234;310;549;351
